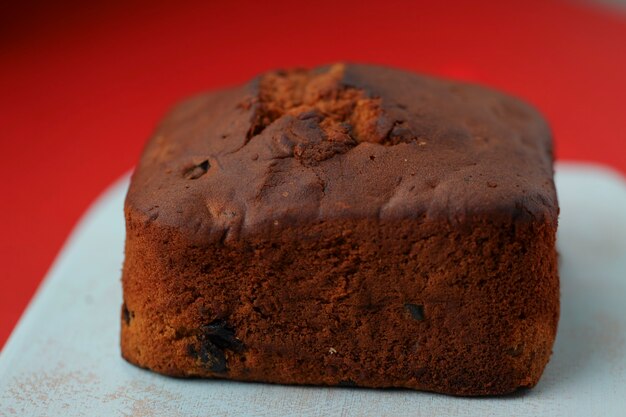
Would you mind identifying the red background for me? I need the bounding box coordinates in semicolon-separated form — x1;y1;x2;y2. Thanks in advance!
1;0;625;349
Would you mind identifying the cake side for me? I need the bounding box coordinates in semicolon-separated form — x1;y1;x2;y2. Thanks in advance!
121;211;558;395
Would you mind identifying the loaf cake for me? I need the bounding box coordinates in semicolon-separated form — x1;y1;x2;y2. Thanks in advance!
121;63;559;396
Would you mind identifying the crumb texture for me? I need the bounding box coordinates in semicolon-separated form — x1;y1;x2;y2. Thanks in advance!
246;64;412;165
121;63;559;396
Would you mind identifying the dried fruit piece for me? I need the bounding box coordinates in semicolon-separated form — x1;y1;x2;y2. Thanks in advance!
404;304;425;321
184;160;210;179
121;303;132;325
187;320;244;373
338;379;357;387
202;320;244;351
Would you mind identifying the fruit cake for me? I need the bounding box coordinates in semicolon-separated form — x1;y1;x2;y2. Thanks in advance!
121;63;559;395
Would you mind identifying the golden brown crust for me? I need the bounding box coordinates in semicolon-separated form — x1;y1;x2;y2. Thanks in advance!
121;64;559;396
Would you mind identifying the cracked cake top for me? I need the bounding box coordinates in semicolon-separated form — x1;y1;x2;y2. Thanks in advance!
126;63;557;243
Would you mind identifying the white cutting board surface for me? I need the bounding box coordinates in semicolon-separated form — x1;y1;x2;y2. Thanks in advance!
1;163;625;417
